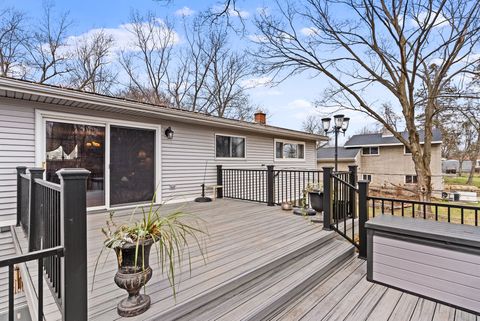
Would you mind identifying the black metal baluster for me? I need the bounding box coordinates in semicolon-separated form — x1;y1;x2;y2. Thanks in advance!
461;208;464;224
38;259;43;321
448;207;451;222
476;209;478;227
423;203;426;219
8;265;13;321
401;201;404;216
435;205;438;221
391;200;394;215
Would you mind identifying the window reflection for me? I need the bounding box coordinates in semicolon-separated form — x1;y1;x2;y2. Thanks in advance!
45;121;105;207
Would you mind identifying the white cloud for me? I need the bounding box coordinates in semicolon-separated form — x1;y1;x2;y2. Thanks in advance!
300;27;319;36
411;11;448;28
289;99;312;109
241;76;272;88
287;99;319;120
175;6;195;17
65;19;180;54
212;5;250;19
247;34;268;43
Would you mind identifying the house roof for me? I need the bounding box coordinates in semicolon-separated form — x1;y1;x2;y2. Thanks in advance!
344;128;442;147
317;146;360;161
0;76;327;142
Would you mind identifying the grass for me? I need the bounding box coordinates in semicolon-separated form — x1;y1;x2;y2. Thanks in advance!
370;200;480;226
444;174;480;189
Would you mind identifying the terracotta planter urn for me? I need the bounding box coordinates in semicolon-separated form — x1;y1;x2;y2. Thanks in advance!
114;238;154;317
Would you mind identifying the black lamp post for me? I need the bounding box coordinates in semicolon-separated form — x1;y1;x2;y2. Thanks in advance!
322;114;350;172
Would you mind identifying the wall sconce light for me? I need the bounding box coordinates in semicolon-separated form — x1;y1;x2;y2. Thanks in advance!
165;126;174;139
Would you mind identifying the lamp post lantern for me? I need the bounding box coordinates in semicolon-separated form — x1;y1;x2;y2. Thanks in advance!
322;114;350;172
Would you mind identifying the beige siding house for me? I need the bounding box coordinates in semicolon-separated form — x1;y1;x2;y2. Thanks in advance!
318;130;443;192
0;77;324;227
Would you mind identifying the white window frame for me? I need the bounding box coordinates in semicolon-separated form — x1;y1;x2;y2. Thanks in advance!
35;109;162;210
405;175;418;184
274;139;306;161
362;174;372;181
214;133;247;159
361;146;380;156
404;145;412;155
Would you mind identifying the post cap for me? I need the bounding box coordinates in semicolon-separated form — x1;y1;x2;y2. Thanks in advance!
28;168;45;175
56;168;91;180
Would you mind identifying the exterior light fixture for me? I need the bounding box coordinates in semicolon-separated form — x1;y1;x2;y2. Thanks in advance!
341;117;350;132
333;114;344;129
321;117;331;133
323;114;350;172
164;127;174;139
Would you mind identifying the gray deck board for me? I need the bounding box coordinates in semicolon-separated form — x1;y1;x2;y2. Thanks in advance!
85;199;330;320
274;260;476;321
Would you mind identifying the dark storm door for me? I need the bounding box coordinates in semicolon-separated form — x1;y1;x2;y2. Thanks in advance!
109;126;156;206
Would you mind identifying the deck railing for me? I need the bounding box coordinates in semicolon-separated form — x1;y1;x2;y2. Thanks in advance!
9;166;90;321
321;165;480;259
218;165;323;207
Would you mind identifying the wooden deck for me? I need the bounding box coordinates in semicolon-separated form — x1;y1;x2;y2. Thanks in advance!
86;199;335;320
272;257;479;321
9;198;479;320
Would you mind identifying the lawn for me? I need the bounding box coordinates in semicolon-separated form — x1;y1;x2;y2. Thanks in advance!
444;174;480;189
369;200;480;226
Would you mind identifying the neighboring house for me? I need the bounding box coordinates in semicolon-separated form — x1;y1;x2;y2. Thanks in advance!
442;159;480;174
316;146;360;172
0;77;325;227
318;129;443;191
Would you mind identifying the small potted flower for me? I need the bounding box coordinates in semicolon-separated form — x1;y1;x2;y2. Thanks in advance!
94;195;206;317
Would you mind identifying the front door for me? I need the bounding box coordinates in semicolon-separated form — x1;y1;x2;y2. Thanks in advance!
109;125;156;206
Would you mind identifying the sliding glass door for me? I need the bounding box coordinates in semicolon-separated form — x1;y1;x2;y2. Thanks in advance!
45;121;105;207
109;126;156;206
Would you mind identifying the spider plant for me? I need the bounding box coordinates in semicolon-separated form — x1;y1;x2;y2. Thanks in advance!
93;193;207;296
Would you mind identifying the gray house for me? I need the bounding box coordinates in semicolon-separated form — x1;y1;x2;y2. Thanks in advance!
0;77;324;227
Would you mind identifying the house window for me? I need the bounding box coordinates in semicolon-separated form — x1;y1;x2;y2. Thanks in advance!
404;146;412;154
362;147;379;155
275;140;305;160
215;134;246;158
362;174;372;181
405;175;418;184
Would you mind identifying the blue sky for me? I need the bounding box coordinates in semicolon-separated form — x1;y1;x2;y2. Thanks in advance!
0;0;375;141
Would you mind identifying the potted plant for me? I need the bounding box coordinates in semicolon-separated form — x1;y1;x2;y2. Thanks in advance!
293;187;317;216
307;183;324;213
94;196;206;317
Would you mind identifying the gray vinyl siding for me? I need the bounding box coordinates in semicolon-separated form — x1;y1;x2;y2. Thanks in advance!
0;103;35;225
0;98;317;224
161;120;317;202
372;235;480;314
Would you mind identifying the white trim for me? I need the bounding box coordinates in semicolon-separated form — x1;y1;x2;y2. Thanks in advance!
361;146;380;156
35;109;162;209
274;138;306;161
214;133;247;160
346;141;442;148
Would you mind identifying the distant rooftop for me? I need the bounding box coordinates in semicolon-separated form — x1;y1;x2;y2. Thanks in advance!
317;146;360;161
344;128;442;147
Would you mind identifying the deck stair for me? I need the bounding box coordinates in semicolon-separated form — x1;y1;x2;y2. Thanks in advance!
153;235;354;321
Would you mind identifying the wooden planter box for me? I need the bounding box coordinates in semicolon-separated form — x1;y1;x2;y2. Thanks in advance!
365;215;480;314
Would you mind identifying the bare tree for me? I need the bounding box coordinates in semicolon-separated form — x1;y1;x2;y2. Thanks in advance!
69;30;116;94
0;7;27;78
25;2;72;84
168;17;254;119
120;11;175;105
206;47;252;117
302;115;323;135
253;0;480;200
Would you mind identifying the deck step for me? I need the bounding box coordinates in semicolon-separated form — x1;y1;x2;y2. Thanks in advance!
146;230;346;321
179;238;355;321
